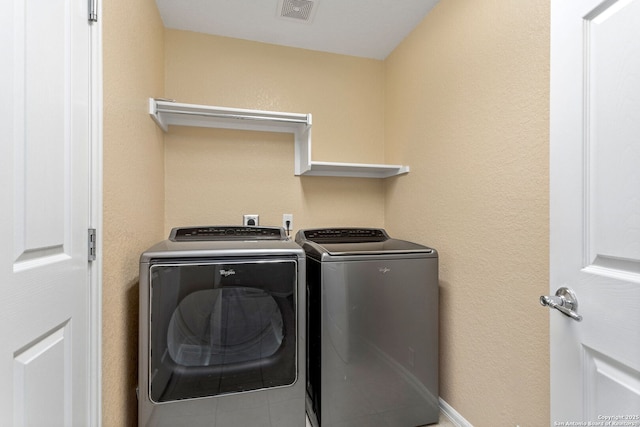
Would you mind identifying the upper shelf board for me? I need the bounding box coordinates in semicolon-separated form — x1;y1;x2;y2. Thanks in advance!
150;98;311;133
149;98;409;179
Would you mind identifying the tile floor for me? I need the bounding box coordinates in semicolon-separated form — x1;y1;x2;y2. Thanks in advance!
305;411;457;427
432;412;457;427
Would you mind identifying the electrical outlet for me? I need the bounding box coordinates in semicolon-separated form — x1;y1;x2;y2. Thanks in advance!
282;214;293;232
243;214;259;226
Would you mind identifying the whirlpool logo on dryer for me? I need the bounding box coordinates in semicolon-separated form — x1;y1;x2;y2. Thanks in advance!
220;269;236;277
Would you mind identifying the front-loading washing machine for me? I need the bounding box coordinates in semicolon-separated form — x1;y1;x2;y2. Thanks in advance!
296;228;439;427
138;226;305;427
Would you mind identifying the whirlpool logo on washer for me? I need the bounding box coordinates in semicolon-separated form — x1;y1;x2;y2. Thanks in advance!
220;269;236;277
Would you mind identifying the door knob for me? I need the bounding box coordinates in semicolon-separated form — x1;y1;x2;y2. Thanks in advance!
540;287;583;321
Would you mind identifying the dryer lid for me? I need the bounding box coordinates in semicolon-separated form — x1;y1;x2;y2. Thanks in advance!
316;240;434;256
297;228;435;257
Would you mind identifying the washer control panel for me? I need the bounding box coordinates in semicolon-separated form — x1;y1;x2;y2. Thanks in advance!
170;226;286;241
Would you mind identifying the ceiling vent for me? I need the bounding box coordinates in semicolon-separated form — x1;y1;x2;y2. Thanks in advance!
278;0;318;23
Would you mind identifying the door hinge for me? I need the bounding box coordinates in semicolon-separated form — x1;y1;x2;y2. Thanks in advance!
88;228;97;262
89;0;98;22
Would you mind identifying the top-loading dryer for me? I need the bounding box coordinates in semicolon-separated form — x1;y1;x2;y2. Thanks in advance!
296;228;439;427
139;226;306;427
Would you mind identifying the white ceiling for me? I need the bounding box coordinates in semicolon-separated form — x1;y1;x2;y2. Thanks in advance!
155;0;440;60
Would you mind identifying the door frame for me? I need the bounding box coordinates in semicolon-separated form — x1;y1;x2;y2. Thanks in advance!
88;6;103;427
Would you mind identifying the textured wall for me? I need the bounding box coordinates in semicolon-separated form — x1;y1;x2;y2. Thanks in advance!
102;1;552;424
384;0;550;425
163;30;387;234
102;0;165;425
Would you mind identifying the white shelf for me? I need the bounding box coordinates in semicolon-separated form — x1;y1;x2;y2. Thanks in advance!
304;161;410;178
149;98;409;178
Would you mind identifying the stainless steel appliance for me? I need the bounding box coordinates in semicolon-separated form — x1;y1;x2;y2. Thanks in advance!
296;228;439;427
139;226;305;427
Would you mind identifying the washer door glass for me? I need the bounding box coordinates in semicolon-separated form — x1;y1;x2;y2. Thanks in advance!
166;287;284;366
149;259;297;403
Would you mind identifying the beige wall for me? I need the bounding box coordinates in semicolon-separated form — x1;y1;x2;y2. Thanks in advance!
163;30;387;233
102;0;165;425
384;0;550;425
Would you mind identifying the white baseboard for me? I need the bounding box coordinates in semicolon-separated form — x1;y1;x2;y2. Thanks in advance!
439;398;474;427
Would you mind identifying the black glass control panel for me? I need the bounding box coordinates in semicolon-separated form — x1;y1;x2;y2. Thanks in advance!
302;228;389;243
170;226;286;241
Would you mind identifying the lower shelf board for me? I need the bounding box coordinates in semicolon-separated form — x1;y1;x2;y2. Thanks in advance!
301;161;410;178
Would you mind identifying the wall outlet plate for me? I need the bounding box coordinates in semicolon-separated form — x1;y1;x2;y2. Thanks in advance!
243;214;259;226
282;214;293;231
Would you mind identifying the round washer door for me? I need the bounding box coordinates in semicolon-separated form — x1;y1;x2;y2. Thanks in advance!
148;258;298;403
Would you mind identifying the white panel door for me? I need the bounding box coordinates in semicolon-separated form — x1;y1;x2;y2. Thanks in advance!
550;0;640;423
0;0;94;425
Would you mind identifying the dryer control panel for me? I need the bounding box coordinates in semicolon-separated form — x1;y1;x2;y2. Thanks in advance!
301;228;389;243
